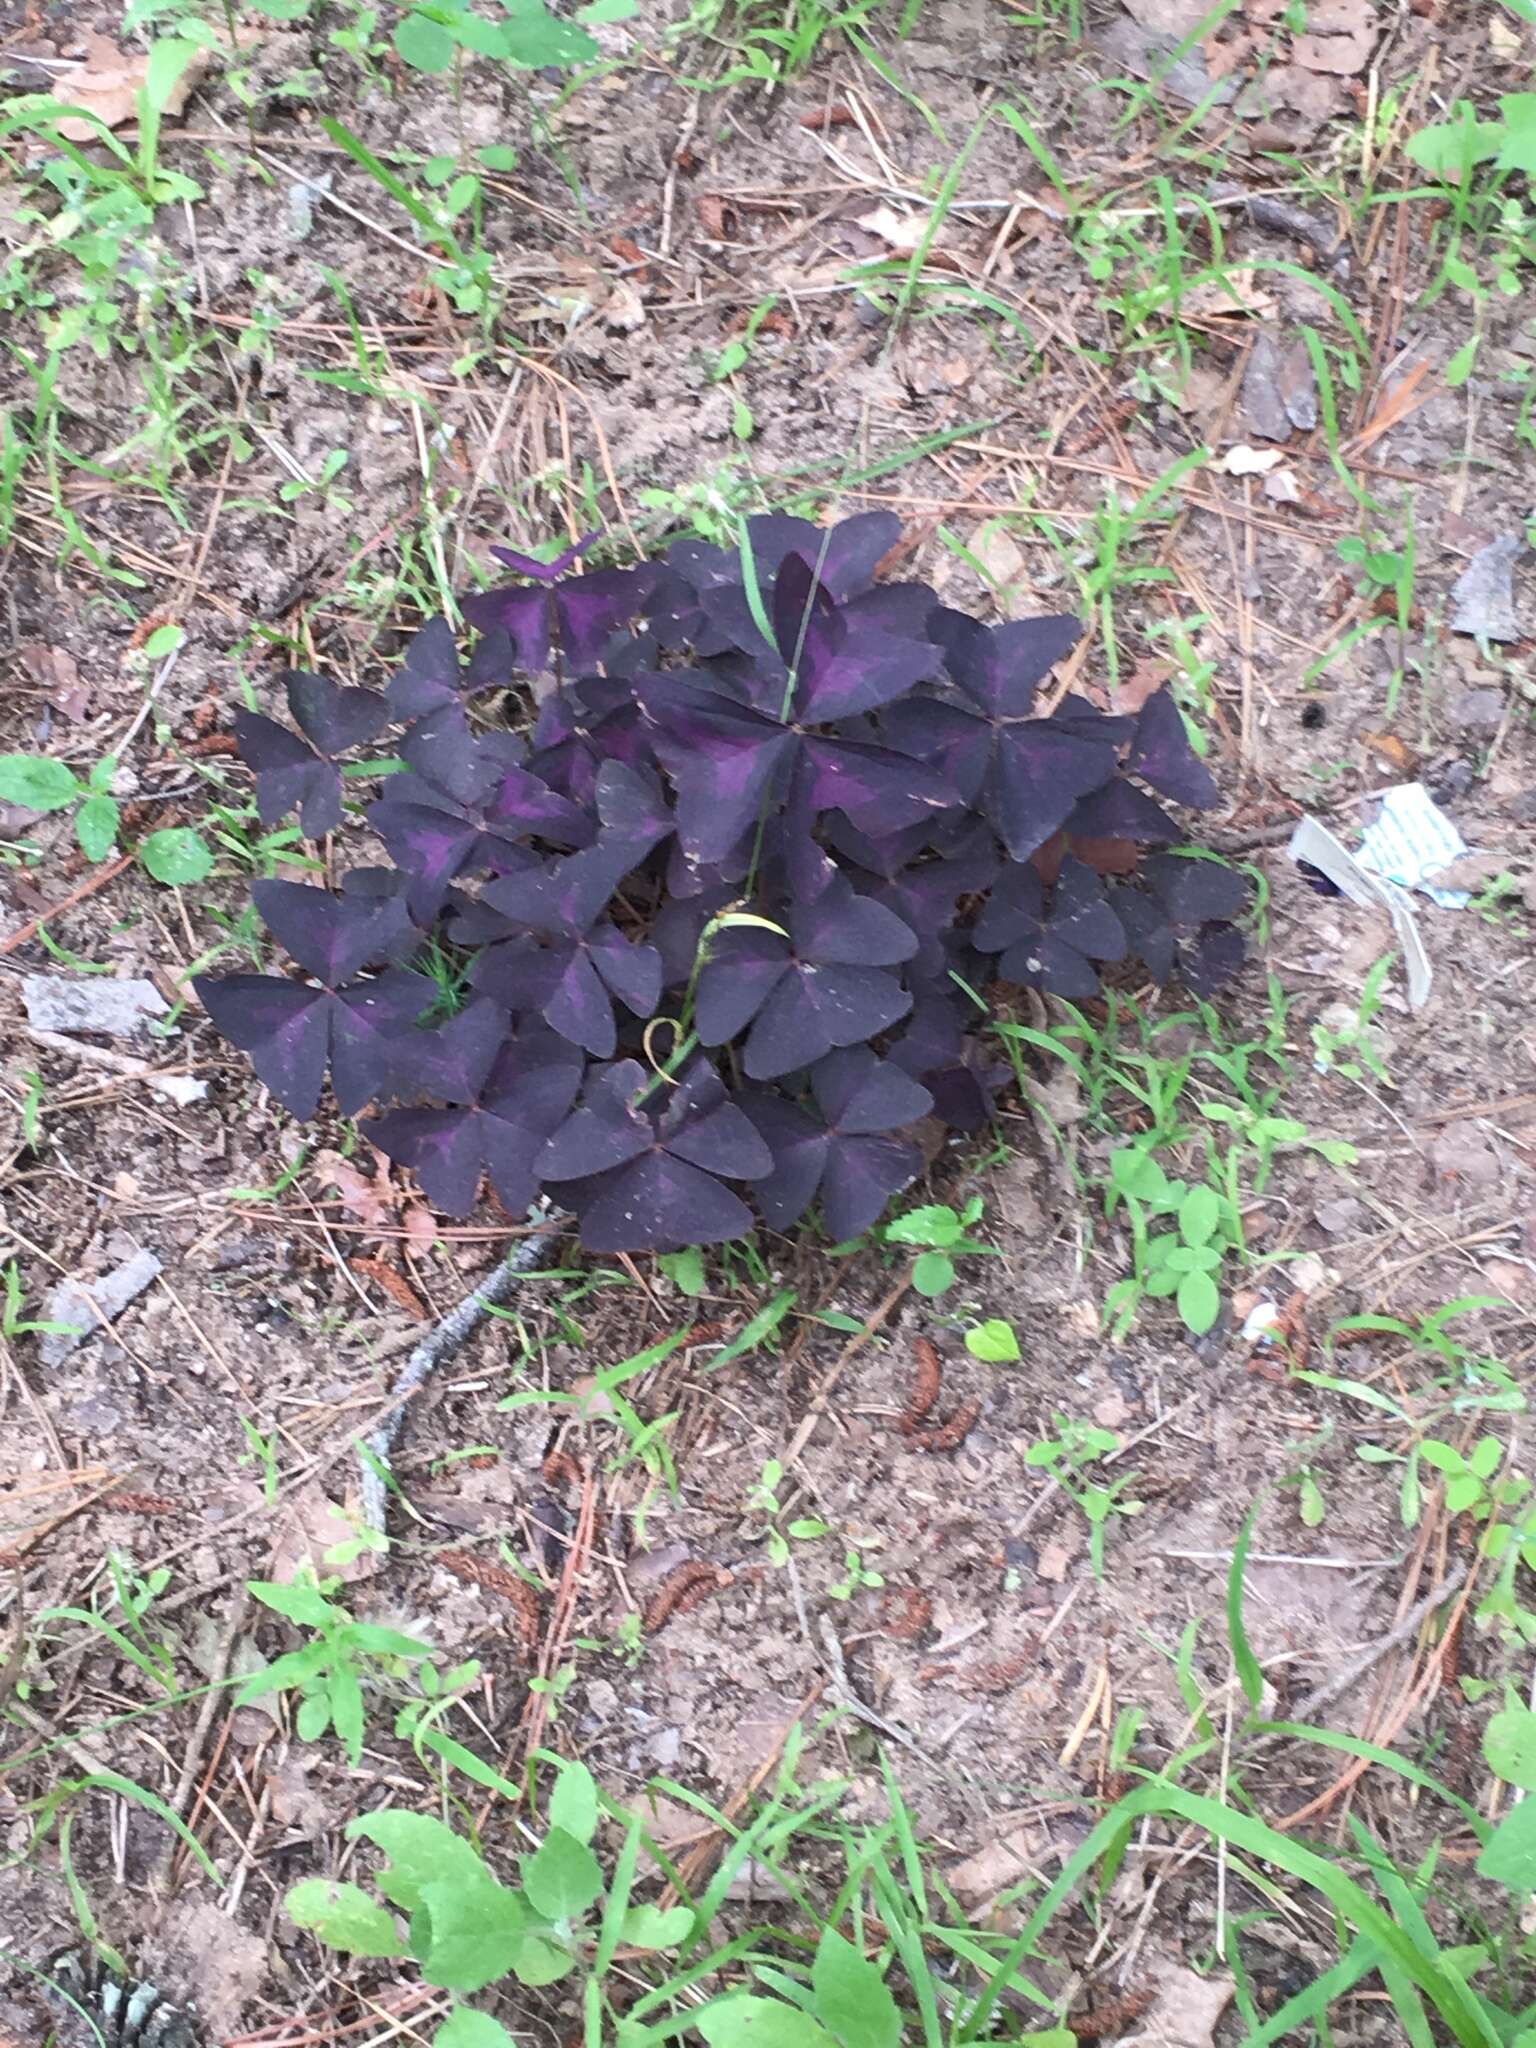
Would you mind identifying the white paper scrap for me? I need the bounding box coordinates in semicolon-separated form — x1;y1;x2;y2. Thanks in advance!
1355;782;1471;909
1288;814;1433;1010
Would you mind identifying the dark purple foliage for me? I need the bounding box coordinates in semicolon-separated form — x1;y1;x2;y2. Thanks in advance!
234;671;388;838
198;516;1245;1251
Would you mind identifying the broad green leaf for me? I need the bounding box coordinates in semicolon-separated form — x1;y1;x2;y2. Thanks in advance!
1404;110;1502;179
296;1692;330;1742
965;1318;1020;1364
286;1878;404;1958
910;1250;955;1298
695;1995;835;2048
75;793;120;863
1478;1795;1536;1892
418;1872;529;1991
659;1245;707;1295
549;1759;598;1845
395;10;456;69
328;1660;365;1764
1444;337;1479;388
884;1204;959;1247
1176;1268;1220;1336
1497;93;1536;172
143;37;201;112
1179;1182;1220;1248
436;2012;518;2048
249;1578;336;1628
523;1826;604;1920
140;825;213;884
620;1902;694;1950
810;1928;901;2048
510;1931;577;1985
346;1809;494;1913
477;144;520;170
1486;1706;1536;1790
496;0;598;67
0;753;81;812
1109;1146;1168;1202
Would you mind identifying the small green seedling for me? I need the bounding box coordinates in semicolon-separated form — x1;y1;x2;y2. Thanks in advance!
2;1258;81;1343
238;1571;434;1764
1102;1143;1238;1339
745;1459;830;1567
826;1546;885;1602
0;748;214;881
1023;1415;1141;1578
884;1196;995;1298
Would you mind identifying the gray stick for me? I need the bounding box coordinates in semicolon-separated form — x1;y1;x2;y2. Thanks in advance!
359;1220;562;1535
1290;1560;1469;1722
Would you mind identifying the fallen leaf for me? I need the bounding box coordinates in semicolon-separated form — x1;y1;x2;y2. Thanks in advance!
1131;1959;1236;2047
1292;0;1378;74
1262;466;1303;503
1359;730;1418;776
350;1257;429;1321
55;31;211;140
857;204;932;255
402;1202;440;1251
1120;0;1210;29
1235;62;1340;126
1490;13;1521;54
947;1819;1048;1904
1219;443;1286;475
1114;654;1177;712
1036;1540;1075;1582
314;1149;396;1230
268;1482;373;1586
602;278;646;332
1482;1258;1534;1304
1183;267;1276;319
1451;535;1524;644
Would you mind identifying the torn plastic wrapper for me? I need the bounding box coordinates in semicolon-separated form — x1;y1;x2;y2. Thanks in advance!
1355;781;1471;909
1288;814;1433;1010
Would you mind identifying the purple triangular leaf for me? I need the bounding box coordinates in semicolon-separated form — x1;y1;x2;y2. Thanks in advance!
741;1094;828;1231
330;970;435;1115
811;1047;932;1134
742;963;910;1081
574;1149;755;1252
987;723;1119;862
694;925;791;1047
818;1135;924;1242
253;880;414;986
1179;921;1245;996
540;1060;651;1179
1142;853;1249;926
1066;779;1180;843
195;974;328;1120
1127;689;1220;809
388;616;463;719
286;671;388;756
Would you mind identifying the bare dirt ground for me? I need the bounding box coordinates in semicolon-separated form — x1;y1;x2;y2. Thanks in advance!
2;0;1535;2039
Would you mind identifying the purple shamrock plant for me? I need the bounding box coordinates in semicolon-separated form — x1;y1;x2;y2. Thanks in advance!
197;514;1247;1253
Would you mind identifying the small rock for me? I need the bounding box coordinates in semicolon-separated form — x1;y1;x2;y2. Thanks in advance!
1314;1195;1363;1234
1430;1126;1503;1189
40;1249;163;1367
1451;535;1524;643
1452;686;1506;732
23;974;168;1038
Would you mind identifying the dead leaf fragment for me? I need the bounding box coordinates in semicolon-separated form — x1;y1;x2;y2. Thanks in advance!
1219;444;1285;475
857;204;931;255
1451;535;1524;644
1183;267;1276;319
1130;1959;1236;2047
56;32;211;140
1292;0;1378;73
